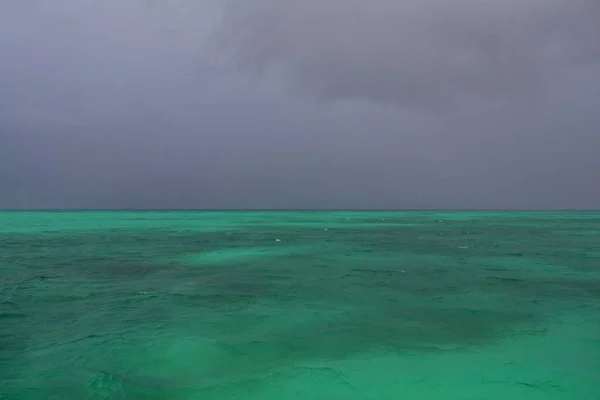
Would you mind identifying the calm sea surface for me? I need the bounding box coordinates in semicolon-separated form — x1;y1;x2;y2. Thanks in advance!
1;211;599;399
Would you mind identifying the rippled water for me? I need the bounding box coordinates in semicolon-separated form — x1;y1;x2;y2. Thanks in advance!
1;211;599;399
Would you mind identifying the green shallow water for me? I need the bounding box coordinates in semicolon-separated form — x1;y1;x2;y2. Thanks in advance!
1;210;599;399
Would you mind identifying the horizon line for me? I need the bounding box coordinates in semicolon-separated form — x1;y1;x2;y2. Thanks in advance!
1;208;599;212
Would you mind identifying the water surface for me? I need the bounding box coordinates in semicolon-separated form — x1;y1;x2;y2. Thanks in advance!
1;211;599;399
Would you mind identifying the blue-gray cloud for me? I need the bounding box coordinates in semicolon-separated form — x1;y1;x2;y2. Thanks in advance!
1;0;599;209
216;0;600;109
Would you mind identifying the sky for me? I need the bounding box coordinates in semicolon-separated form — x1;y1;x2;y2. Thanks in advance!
1;0;599;209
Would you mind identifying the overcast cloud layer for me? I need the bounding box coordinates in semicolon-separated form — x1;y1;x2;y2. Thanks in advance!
1;0;599;209
217;0;600;109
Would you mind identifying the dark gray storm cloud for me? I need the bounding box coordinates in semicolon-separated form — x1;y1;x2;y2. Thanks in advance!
216;0;600;109
1;0;599;209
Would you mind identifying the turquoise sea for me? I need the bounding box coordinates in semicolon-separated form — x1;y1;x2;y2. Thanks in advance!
1;211;599;399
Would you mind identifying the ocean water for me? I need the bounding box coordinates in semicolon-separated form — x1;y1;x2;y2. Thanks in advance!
1;210;599;399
